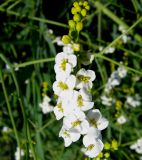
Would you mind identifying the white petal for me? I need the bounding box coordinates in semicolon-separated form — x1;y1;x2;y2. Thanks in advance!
53;107;63;120
66;75;76;89
87;70;96;81
97;118;109;130
87;109;101;122
68;54;77;67
82;101;94;111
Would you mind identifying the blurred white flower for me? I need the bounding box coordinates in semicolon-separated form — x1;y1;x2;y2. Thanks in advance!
87;109;109;130
126;94;141;108
130;138;142;154
15;147;24;160
76;68;96;89
63;44;74;54
39;96;53;114
101;95;114;106
117;67;127;78
117;115;127;124
54;36;64;46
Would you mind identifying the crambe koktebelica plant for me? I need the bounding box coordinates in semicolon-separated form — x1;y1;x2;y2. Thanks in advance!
52;0;108;158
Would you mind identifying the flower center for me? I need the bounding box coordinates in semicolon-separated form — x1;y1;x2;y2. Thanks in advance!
57;102;64;112
60;58;68;71
63;131;70;137
71;120;81;127
89;119;97;128
77;75;90;83
77;95;84;107
58;82;69;90
87;144;94;151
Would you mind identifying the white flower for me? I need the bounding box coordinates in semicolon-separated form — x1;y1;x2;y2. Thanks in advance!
117;67;127;78
54;98;74;120
81;52;94;65
54;52;77;78
73;89;94;111
54;36;64;46
39;96;53;114
63;109;89;134
104;47;115;54
117;115;127;124
126;94;141;108
87;109;109;130
82;127;104;158
130;138;142;154
101;95;114;106
53;75;76;96
59;126;81;147
76;68;96;89
63;44;74;54
2;126;10;133
15;147;24;160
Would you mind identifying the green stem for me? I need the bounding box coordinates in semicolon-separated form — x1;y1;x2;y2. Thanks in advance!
13;57;55;68
94;54;142;75
0;7;68;28
98;16;142;55
0;70;20;148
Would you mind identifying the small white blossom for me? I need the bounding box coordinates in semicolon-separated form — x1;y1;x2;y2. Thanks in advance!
63;44;74;54
87;109;109;130
76;68;96;89
39;96;53;114
54;52;77;78
54;98;74;120
117;115;127;124
130;138;142;154
101;95;114;106
73;89;94;111
117;67;127;78
126;94;141;108
59;126;81;147
54;36;64;46
81;52;94;65
15;147;24;160
63;109;89;134
82;127;104;158
53;75;76;96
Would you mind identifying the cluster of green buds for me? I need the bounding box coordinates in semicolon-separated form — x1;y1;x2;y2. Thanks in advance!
41;81;48;96
115;100;123;118
62;0;90;51
94;140;119;160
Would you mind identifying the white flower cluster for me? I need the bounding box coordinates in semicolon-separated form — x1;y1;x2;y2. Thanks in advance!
101;66;127;107
52;45;109;158
130;138;142;154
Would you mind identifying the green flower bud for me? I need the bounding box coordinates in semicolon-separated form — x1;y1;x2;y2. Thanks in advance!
73;14;81;22
83;1;88;7
72;43;80;52
62;35;71;44
68;20;76;29
76;6;81;12
76;22;83;32
81;9;87;16
85;5;90;10
104;152;110;158
79;2;83;6
71;7;77;14
73;1;79;7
